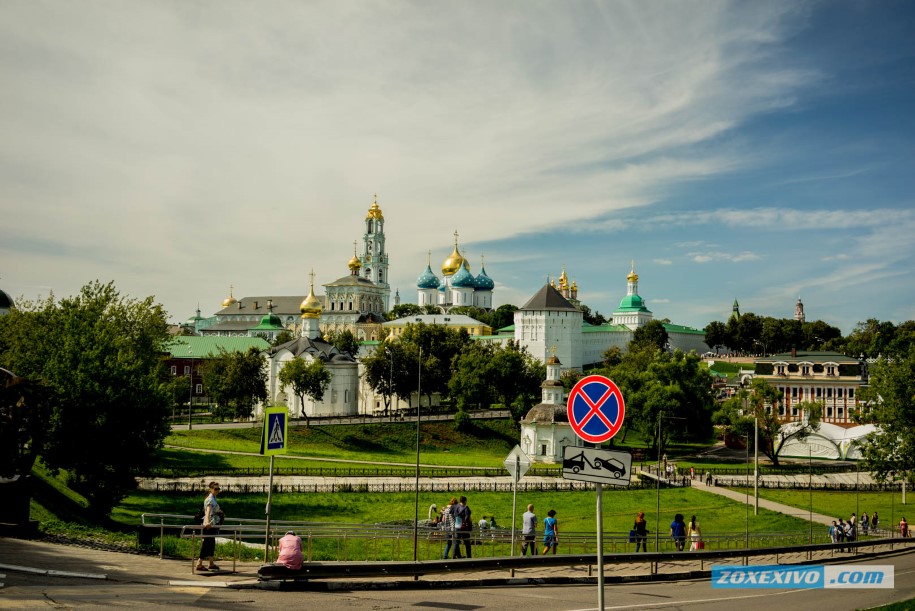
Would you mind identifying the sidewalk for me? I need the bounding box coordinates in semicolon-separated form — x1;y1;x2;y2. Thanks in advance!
1;535;889;591
692;475;836;525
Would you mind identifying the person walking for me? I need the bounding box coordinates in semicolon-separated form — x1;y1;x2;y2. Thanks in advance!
670;513;687;551
441;498;459;559
687;515;703;551
901;517;909;538
837;518;847;551
633;511;649;552
542;509;559;555
872;512;880;535
705;471;713;486
195;481;222;572
829;521;838;544
521;504;537;556
861;511;869;536
456;496;473;559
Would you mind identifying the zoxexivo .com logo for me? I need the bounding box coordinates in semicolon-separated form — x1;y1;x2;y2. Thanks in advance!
712;565;894;589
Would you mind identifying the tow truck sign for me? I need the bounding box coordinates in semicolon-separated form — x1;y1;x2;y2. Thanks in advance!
561;446;632;487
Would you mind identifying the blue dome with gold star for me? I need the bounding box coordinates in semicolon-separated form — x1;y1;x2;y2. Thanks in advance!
451;262;475;288
416;264;441;289
474;265;495;290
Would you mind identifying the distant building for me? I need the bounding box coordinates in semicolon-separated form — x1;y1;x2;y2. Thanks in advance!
383;314;492;338
263;276;359;419
510;263;708;369
164;336;272;406
753;350;865;426
415;232;495;312
196;197;391;341
795;297;806;323
520;354;578;463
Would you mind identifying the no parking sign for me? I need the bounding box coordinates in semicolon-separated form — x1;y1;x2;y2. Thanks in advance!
567;375;626;443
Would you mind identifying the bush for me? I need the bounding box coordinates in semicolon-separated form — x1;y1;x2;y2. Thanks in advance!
453;410;472;432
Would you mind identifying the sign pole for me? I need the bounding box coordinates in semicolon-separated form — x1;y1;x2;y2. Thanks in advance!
261;407;288;563
264;454;275;561
511;455;519;557
596;482;605;611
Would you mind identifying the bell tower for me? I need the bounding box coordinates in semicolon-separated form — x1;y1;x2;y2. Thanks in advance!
362;194;390;310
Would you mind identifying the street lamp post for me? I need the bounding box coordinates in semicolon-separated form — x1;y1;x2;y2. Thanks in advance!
188;345;193;431
655;414;685;552
412;346;422;565
385;346;394;417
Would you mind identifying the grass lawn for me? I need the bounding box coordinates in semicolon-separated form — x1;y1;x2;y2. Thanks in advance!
115;486;809;537
164;419;523;467
729;487;913;532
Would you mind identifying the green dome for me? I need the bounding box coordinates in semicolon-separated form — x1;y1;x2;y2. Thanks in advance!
617;294;648;312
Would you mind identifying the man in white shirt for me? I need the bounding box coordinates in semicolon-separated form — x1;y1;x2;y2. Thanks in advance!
521;504;537;555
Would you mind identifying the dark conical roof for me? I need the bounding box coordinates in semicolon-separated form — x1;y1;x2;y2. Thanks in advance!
520;284;579;312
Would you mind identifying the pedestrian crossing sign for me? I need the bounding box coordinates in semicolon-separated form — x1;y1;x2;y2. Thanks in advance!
261;407;288;456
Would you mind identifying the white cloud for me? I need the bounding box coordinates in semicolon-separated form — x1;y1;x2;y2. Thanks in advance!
689;251;762;263
3;0;905;331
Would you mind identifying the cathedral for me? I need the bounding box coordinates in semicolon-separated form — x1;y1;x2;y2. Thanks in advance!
415;231;495;312
196;196;393;342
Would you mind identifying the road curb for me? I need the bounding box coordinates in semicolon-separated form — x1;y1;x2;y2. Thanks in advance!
0;562;107;580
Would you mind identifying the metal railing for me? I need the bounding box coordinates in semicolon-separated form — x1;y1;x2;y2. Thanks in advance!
140;513;915;567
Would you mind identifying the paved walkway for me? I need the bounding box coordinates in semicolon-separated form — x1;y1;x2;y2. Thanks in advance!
3;536;906;590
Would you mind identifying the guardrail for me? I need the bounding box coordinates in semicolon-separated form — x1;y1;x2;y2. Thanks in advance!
256;536;915;581
139;513;915;569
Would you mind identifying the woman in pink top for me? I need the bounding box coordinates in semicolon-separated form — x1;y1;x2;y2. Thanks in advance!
276;531;303;570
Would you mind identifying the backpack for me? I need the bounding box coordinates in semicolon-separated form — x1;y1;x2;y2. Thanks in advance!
458;506;472;531
193;507;205;524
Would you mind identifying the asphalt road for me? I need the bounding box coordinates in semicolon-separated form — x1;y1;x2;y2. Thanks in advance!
3;550;914;610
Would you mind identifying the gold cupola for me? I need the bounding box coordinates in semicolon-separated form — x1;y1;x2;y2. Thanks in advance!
221;285;237;308
441;230;466;276
366;193;384;220
348;241;362;272
300;270;323;319
558;266;569;290
627;259;639;283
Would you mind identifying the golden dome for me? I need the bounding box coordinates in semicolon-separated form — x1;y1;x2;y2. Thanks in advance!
627;259;639;283
348;241;362;271
571;280;578;291
366;194;384;220
221;285;237;308
300;271;323;319
559;267;569;289
441;231;465;276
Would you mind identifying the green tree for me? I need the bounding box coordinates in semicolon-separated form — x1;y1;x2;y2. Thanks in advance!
362;342;404;414
703;321;728;354
0;368;50;478
397;322;470;410
278;357;332;423
448;340;543;418
200;347;267;420
272;330;294;346
630;320;669;352
324;329;359;357
0;281;171;515
488;304;518;331
388;303;423;320
721;378;821;466
579;304;606;326
856;344;915;483
159;374;190;422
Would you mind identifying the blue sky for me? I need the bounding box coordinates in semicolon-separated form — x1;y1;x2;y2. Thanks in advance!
1;1;913;334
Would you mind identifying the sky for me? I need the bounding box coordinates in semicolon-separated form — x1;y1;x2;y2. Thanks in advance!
1;1;913;335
